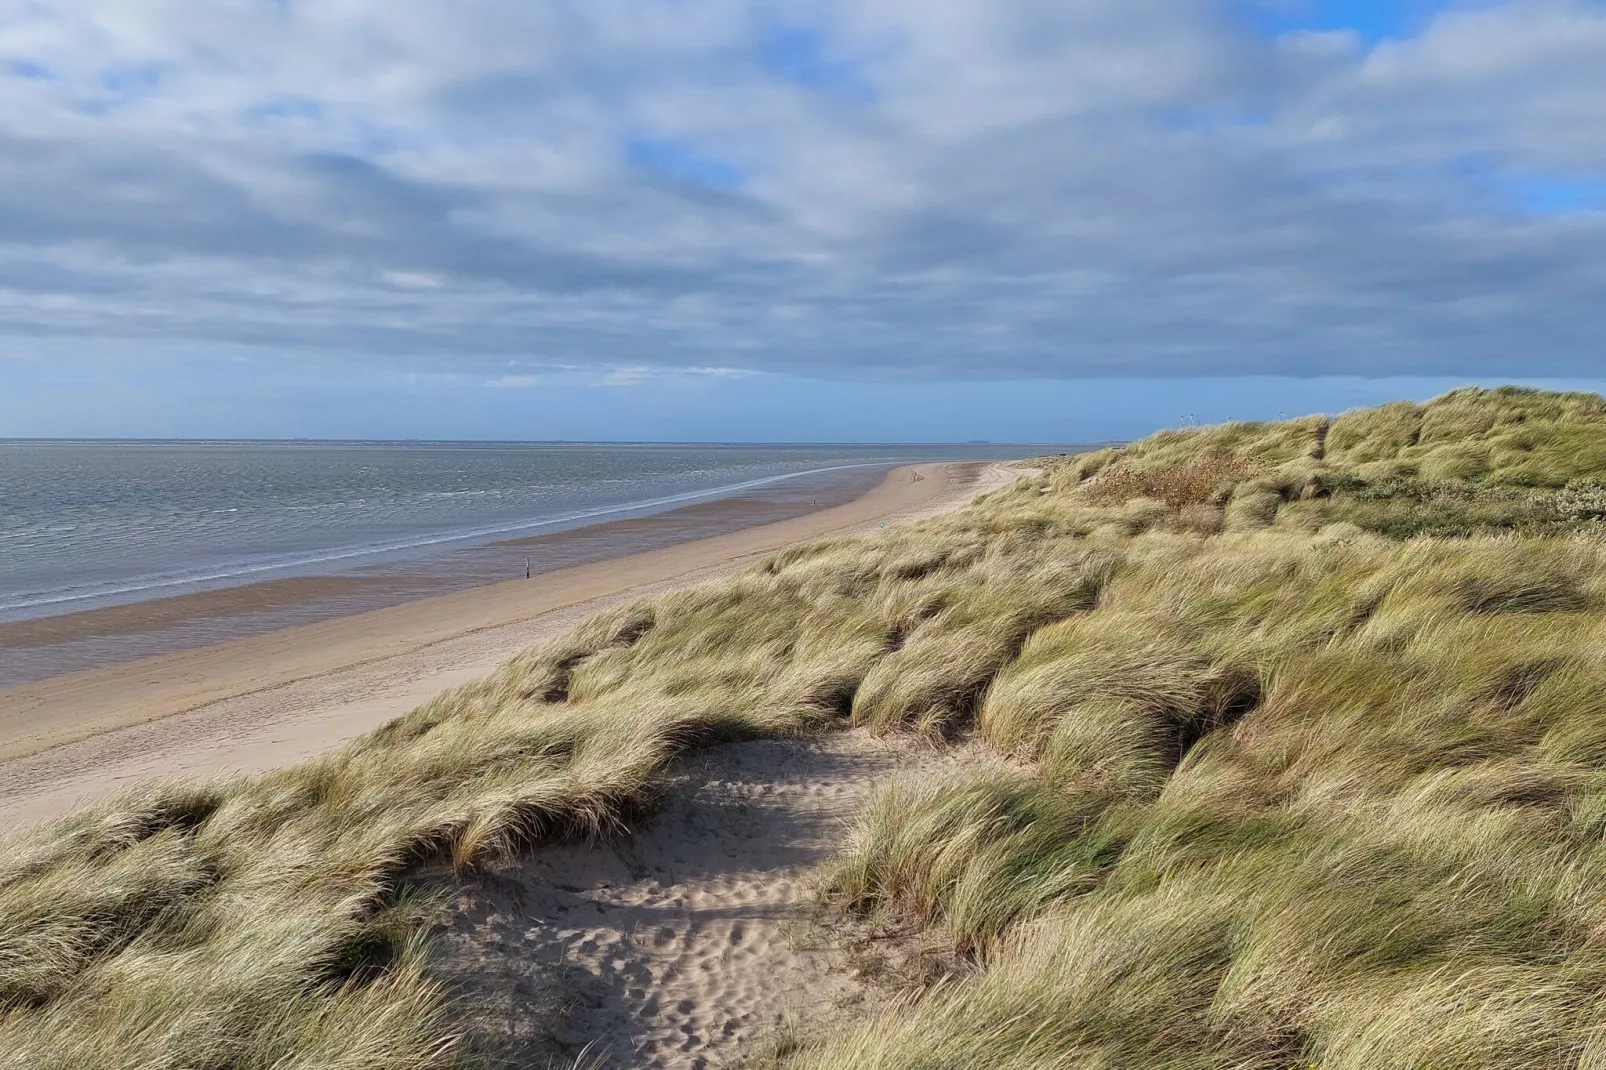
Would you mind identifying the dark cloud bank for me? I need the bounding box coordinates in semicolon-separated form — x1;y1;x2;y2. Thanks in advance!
0;0;1603;382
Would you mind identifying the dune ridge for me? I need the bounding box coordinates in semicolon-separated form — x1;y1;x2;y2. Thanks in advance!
7;388;1606;1068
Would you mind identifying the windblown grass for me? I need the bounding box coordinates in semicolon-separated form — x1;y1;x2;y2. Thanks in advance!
5;385;1606;1068
801;388;1606;1070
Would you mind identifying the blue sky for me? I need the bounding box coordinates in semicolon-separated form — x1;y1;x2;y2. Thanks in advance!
6;347;1604;442
1250;0;1447;41
0;0;1604;440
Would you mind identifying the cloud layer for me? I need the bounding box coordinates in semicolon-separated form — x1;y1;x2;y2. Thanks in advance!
1;0;1604;380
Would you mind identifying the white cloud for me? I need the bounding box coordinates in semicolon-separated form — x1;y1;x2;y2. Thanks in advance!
488;373;541;388
0;0;1601;379
382;270;443;289
597;367;650;388
594;365;755;387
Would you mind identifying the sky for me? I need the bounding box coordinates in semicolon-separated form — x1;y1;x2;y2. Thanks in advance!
1;0;1604;441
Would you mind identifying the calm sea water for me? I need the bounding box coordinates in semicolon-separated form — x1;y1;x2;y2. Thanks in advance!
0;441;1034;627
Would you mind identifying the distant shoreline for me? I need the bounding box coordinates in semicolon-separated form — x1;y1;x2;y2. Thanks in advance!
3;445;1078;688
0;437;1072;446
0;461;900;686
0;460;1022;828
0;459;899;622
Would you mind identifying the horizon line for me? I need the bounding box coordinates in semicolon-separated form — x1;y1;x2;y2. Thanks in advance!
0;436;1118;448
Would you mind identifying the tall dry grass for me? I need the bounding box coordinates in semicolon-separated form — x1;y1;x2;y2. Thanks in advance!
4;385;1606;1068
795;388;1606;1069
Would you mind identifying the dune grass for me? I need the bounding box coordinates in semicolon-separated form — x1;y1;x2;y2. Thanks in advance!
800;387;1606;1070
4;384;1606;1068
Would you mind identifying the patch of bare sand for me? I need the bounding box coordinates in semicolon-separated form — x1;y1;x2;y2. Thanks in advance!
422;730;994;1069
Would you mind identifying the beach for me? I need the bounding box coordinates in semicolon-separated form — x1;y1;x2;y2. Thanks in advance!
0;446;974;688
0;460;1014;828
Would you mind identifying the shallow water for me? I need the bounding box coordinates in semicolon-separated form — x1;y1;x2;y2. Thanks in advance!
0;441;1042;686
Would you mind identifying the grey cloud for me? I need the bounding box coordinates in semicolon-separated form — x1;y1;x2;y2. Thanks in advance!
0;0;1601;379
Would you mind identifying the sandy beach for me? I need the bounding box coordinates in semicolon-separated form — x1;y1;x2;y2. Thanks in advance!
0;460;1016;828
0;458;900;689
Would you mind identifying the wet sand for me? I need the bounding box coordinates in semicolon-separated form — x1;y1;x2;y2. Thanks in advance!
0;464;887;689
0;461;1019;828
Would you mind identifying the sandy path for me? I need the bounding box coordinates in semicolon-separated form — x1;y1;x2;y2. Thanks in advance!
424;731;990;1069
0;461;1019;829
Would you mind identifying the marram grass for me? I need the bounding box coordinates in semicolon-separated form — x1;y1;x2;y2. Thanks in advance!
5;385;1606;1068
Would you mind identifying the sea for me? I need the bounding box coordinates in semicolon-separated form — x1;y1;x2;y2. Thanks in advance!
0;440;1046;686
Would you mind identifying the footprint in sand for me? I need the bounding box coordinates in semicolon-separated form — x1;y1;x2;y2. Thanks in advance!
423;731;997;1069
